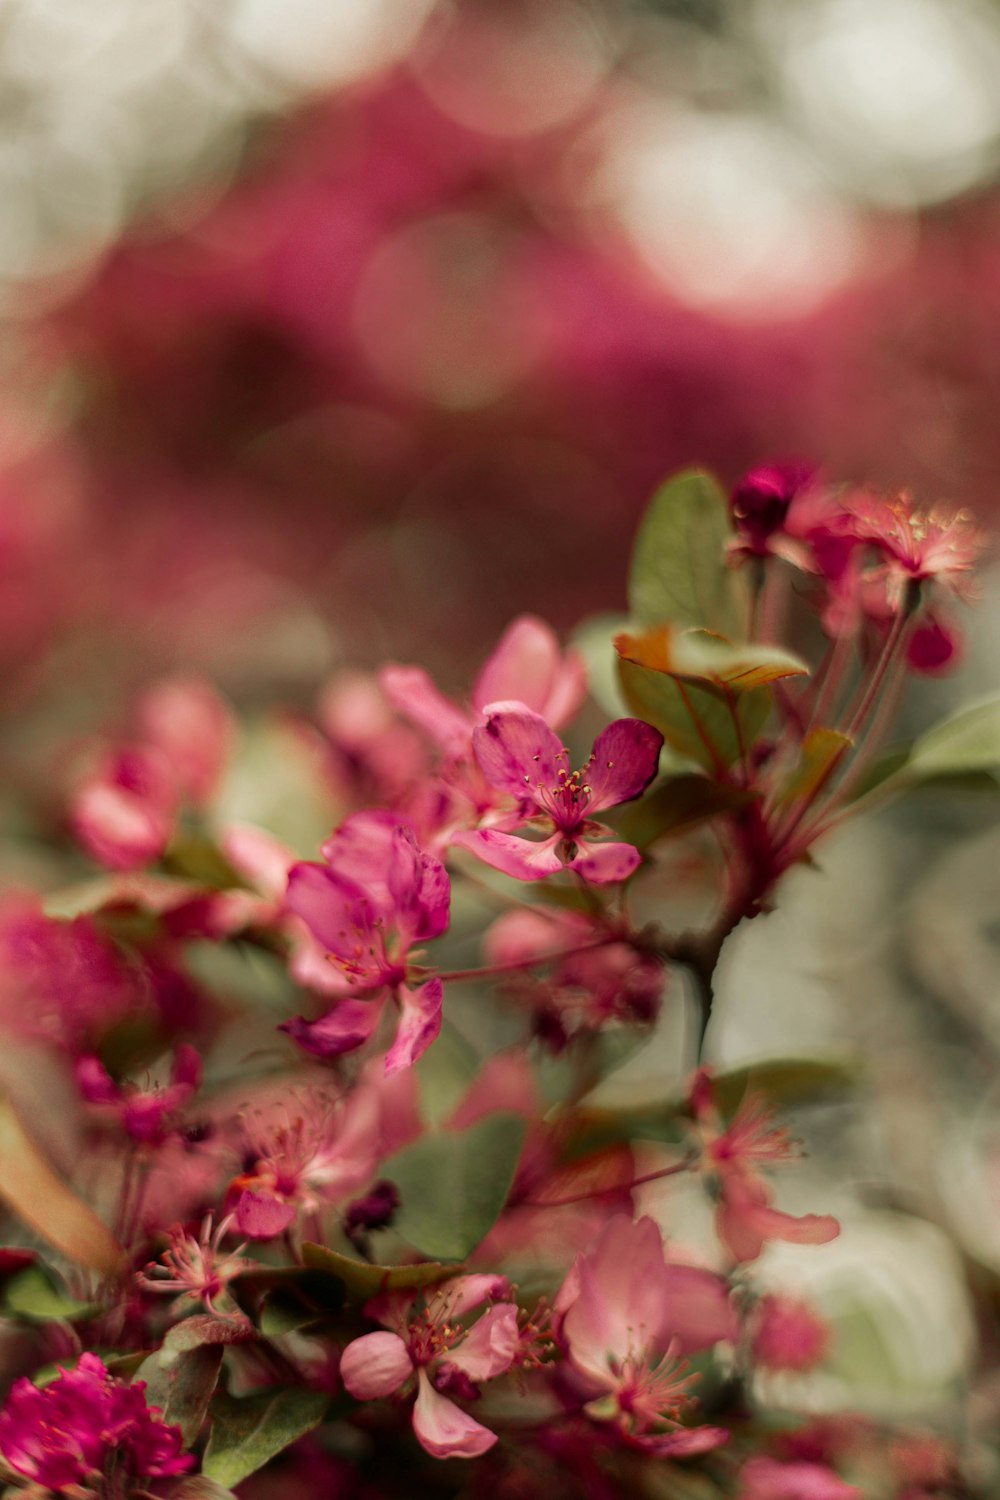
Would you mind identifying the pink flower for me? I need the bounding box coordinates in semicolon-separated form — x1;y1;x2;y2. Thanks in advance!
739;1457;861;1499
381;613;587;762
691;1071;840;1263
281;811;450;1073
0;897;135;1050
843;491;982;606
135;674;234;807
71;744;179;872
483;907;663;1046
75;1043;202;1146
0;1352;193;1493
139;1212;252;1316
751;1295;830;1373
554;1215;733;1455
229;1083;380;1239
340;1275;519;1459
730;463;818;560
452;708;662;883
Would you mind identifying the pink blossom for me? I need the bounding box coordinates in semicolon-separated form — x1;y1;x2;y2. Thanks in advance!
281;811;449;1073
0;1352;193;1493
555;1215;733;1454
75;1043;202;1146
71;744;179;873
340;1275;519;1459
483;907;663;1046
229;1083;380;1239
0;897;135;1050
452;708;662;883
135;674;234;807
691;1071;840;1263
730;463;818;560
139;1212;252;1316
751;1294;830;1373
381;614;587;762
739;1457;861;1499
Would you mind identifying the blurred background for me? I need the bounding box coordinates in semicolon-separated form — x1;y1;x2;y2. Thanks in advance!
2;0;1000;710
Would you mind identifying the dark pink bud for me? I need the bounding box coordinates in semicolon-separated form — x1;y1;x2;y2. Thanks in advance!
731;463;816;556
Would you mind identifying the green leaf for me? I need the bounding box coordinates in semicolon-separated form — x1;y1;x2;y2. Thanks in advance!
617;656;770;771
203;1388;328;1488
136;1315;257;1446
170;1480;239;1500
628;469;744;635
612;774;756;849
709;1057;859;1116
617;626;807;691
902;696;1000;781
300;1244;459;1302
3;1265;95;1323
382;1113;527;1261
571;613;631;719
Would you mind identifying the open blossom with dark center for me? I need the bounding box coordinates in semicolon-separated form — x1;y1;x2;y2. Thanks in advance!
340;1275;520;1459
228;1084;380;1239
691;1070;839;1263
0;1353;193;1494
138;1212;252;1316
281;811;449;1073
75;1043;202;1147
554;1215;733;1456
452;707;662;883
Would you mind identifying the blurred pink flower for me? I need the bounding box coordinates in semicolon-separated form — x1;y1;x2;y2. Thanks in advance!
738;1457;860;1499
75;1042;202;1147
751;1294;831;1374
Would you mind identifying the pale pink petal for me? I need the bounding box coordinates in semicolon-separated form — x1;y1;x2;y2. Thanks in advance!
281;998;382;1059
562;1217;670;1379
288;931;355;996
585;720;663;811
379;665;472;757
739;1457;861;1499
446;1303;520;1382
136;676;234;806
472;706;567;801
448;1049;540;1130
222;824;295;901
482;908;585;969
234;1189;296;1240
568;839;641;884
643;1426;729;1458
660;1264;737;1353
384;979;443;1075
340;1331;413;1400
412;1371;497;1460
72;779;174;873
718;1177;839;1264
471;615;585;729
428;1275;511;1322
451;828;565;881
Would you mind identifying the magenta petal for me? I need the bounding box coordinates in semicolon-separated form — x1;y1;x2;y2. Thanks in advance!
341;1331;413;1400
568;839;641;884
585;719;663;811
642;1426;729;1458
412;1371;497;1460
75;1055;119;1105
472;705;567;800
452;828;565;882
446;1304;520;1382
385;979;443;1075
385;826;450;944
285;862;376;961
660;1264;737;1353
379;665;472;756
319;810;403;906
281;998;382;1058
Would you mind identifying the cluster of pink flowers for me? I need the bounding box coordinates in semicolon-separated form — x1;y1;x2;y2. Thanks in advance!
0;465;986;1500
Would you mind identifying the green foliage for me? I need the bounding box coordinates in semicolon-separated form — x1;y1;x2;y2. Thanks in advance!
628;469;744;636
2;1264;94;1324
617;655;770;770
203;1389;329;1488
299;1244;459;1302
137;1316;257;1447
902;695;1000;781
382;1113;526;1261
613;773;756;849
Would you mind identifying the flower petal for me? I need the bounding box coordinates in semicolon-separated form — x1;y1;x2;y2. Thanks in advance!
385;979;443;1075
284;863;377;964
451;828;564;881
568;839;641;884
446;1303;520;1382
234;1189;296;1240
379;665;471;757
473;616;586;731
412;1371;497;1460
472;706;567;801
585;720;663;811
341;1331;413;1400
281;999;382;1059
